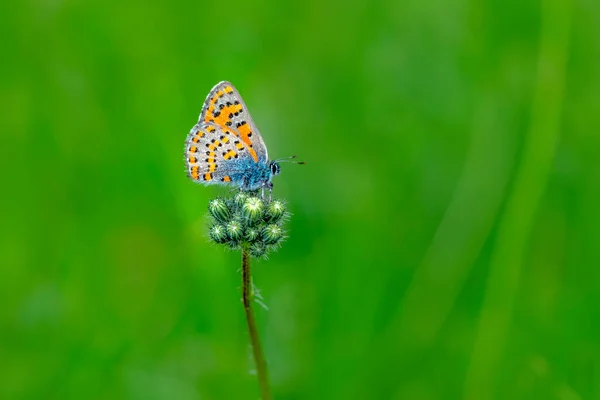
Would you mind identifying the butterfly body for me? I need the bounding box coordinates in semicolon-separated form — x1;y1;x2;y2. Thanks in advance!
184;81;280;191
226;157;279;190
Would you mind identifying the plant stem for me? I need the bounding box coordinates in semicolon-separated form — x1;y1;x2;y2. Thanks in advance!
241;247;271;400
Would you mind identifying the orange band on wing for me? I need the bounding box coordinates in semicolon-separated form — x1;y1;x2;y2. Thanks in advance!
221;126;258;162
246;146;258;162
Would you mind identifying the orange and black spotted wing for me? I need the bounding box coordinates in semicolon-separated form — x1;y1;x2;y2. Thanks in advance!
199;81;268;163
184;122;250;184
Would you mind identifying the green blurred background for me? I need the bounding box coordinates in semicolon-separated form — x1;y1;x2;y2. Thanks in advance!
2;0;599;398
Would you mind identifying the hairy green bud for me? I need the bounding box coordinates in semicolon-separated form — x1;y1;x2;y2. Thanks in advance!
244;227;260;242
242;196;264;225
233;192;248;207
208;198;231;223
265;200;286;223
249;242;267;258
226;220;243;241
209;224;228;244
262;224;284;245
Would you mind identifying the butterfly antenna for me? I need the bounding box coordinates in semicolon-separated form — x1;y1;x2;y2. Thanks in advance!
276;155;306;164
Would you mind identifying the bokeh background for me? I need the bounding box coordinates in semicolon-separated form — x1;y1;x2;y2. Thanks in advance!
2;0;599;399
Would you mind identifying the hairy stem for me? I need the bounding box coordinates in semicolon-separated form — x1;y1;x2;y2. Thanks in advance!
241;247;271;400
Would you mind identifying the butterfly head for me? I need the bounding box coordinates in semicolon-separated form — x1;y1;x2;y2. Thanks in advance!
269;161;281;177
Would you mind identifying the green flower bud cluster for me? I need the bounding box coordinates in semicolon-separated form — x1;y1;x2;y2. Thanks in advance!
207;192;289;257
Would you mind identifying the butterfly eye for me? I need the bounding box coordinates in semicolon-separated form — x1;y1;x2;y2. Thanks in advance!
270;162;280;176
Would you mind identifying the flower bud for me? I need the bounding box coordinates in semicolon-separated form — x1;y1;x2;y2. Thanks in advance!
208;198;231;223
249;242;267;258
242;196;264;225
209;224;228;244
233;192;248;207
226;220;243;241
244;227;260;242
262;224;284;245
264;200;286;223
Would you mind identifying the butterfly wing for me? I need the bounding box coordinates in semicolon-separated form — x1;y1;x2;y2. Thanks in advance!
184;122;255;185
199;81;269;163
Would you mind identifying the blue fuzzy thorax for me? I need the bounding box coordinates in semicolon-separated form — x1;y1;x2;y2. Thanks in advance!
229;158;274;190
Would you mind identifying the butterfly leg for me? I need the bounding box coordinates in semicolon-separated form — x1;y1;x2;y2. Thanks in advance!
264;182;273;202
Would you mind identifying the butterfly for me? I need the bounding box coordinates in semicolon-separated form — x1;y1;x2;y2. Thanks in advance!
184;81;299;194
